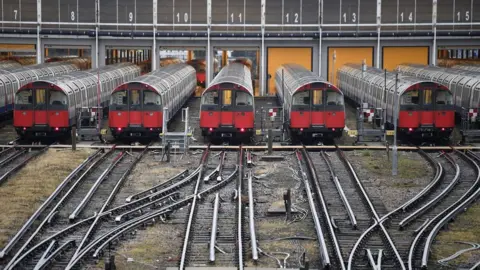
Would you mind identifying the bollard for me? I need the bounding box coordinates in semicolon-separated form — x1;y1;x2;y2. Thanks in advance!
267;129;273;154
284;189;292;221
105;255;116;270
71;126;77;151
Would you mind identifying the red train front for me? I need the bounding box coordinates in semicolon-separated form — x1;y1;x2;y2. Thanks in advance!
200;62;255;142
275;64;345;142
109;64;197;140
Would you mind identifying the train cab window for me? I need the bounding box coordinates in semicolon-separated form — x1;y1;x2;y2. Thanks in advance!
293;91;310;105
401;90;420;105
202;91;219;105
235;91;252;106
313;90;323;105
423;89;433;105
435;89;453;105
223;90;232;106
143;91;161;106
35;89;46;105
130;90;141;108
111;90;128;105
16;90;33;105
49;91;67;106
326;89;344;106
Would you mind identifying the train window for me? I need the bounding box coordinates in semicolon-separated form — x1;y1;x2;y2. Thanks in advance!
111;90;128;105
49;91;67;105
35;89;46;105
223;90;232;106
235;91;252;106
435;89;453;105
313;90;323;105
401;90;420;105
326;90;344;106
144;91;161;106
16;90;33;104
293;91;310;105
130;90;141;107
202;91;219;105
423;89;433;105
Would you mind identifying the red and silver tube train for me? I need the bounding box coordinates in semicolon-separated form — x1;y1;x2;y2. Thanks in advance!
1;62;81;119
200;62;255;141
338;64;455;138
109;63;196;139
14;63;140;139
275;64;345;141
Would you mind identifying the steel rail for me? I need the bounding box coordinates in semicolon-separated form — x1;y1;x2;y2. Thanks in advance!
11;164;238;270
217;151;226;181
347;219;379;270
33;240;76;270
337;149;406;270
295;150;332;269
419;150;480;268
0;149;102;259
66;145;150;269
68;150;126;221
0;146;15;157
125;169;189;202
237;146;244;270
179;147;210;270
114;192;180;222
400;150;443;211
320;151;357;229
399;152;459;228
0;149;25;167
0;146;49;185
209;193;220;262
247;170;258;261
3;147;117;270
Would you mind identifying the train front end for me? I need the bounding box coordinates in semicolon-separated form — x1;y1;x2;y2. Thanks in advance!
398;82;454;138
109;83;163;140
14;82;70;138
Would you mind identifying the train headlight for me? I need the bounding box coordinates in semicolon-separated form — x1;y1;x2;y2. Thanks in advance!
240;128;245;132
118;112;122;116
118;127;122;131
408;128;413;132
442;128;445;131
209;128;213;132
55;127;59;131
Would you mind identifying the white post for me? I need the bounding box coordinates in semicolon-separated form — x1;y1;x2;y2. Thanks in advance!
36;0;41;64
318;0;323;76
392;73;399;176
95;0;99;68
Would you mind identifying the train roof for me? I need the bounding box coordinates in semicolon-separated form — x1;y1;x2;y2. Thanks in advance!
204;62;253;95
19;63;140;95
397;64;480;88
341;63;451;95
112;63;195;95
277;63;342;94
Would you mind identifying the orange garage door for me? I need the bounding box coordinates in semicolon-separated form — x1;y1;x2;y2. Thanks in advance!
383;46;429;71
328;47;374;86
267;47;312;95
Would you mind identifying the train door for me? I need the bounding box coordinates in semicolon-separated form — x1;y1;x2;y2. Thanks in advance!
220;89;234;126
128;89;142;126
311;89;325;126
34;88;48;125
421;88;434;126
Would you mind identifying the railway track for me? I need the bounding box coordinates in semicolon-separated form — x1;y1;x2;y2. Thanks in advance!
0;145;151;270
180;148;243;268
0;145;49;185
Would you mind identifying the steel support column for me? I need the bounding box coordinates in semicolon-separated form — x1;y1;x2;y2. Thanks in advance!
152;0;158;71
261;0;266;96
36;0;41;64
207;0;212;86
318;0;323;76
376;0;381;69
432;0;438;66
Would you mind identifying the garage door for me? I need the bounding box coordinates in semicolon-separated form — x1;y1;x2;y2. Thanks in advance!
383;46;429;71
267;47;312;95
